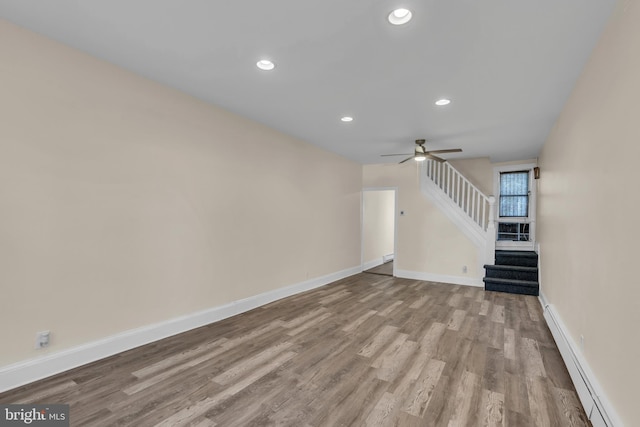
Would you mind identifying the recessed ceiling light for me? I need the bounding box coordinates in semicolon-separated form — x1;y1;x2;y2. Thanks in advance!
256;59;275;71
388;8;412;25
435;99;451;106
341;116;354;122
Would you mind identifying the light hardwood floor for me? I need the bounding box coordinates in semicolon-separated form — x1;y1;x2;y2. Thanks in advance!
0;274;589;426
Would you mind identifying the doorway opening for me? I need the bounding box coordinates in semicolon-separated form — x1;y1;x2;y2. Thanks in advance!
361;188;397;277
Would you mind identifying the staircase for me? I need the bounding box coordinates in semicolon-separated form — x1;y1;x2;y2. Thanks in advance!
421;161;539;296
421;160;496;267
483;251;539;296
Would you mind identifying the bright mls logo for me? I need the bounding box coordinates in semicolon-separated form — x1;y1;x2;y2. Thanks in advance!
0;405;69;426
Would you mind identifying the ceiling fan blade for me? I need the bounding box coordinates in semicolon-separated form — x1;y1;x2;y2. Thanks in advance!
425;148;463;154
399;156;414;164
381;153;412;157
427;154;446;163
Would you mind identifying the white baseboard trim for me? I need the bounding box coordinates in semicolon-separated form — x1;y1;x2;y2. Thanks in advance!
383;253;394;263
362;258;384;271
0;265;361;394
539;292;623;427
395;269;483;287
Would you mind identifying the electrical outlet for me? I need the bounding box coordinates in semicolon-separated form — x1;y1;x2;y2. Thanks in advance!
462;265;467;274
35;331;50;349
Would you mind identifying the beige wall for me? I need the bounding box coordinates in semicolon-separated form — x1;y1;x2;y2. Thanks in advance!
537;1;640;424
449;157;494;196
448;157;540;198
363;164;480;279
0;20;362;366
362;190;395;265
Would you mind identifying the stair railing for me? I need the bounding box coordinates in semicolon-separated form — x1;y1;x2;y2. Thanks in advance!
424;160;496;265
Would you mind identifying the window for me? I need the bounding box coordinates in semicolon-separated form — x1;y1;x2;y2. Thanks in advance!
497;222;530;241
499;171;529;217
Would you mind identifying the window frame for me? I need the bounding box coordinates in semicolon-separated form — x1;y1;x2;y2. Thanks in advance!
492;163;537;248
498;170;530;218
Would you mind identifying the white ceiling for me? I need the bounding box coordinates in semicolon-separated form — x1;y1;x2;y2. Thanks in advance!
0;0;616;164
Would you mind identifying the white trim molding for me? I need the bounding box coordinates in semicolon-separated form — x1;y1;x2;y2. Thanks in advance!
539;293;624;427
0;265;361;394
360;187;399;271
361;187;398;279
395;269;483;287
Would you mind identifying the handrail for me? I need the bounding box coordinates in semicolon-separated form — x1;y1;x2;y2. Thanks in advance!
424;160;493;231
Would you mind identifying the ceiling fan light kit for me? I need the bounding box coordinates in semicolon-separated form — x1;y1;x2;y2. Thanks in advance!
381;139;462;164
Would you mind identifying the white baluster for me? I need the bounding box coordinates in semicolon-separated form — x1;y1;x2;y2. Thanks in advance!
471;189;476;223
466;182;470;216
443;163;447;192
453;171;457;203
482;198;486;229
451;168;455;200
451;170;455;201
431;160;436;182
444;163;448;193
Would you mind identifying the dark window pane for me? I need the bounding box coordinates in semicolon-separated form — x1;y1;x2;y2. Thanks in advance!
499;171;529;217
500;171;529;195
500;196;528;217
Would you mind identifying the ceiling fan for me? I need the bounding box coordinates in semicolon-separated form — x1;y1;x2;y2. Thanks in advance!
381;139;462;164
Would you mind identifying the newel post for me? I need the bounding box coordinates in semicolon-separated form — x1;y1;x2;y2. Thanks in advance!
486;196;496;265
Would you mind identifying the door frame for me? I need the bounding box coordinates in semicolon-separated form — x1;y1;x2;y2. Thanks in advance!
361;187;398;276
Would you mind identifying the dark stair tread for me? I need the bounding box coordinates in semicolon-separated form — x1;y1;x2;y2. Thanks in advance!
485;282;539;296
482;277;539;288
486;251;539;295
495;250;537;258
484;264;538;272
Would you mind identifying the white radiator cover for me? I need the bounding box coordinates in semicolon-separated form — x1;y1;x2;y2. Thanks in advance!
539;293;623;426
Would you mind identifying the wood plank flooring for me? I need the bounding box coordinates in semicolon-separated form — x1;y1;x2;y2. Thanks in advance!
364;261;394;276
0;273;589;426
